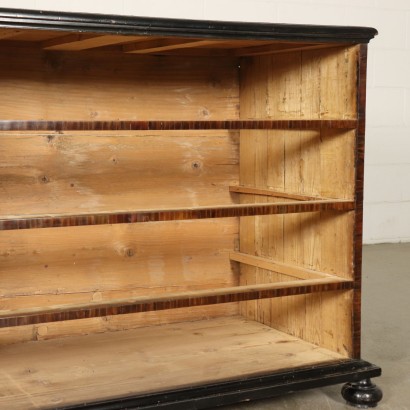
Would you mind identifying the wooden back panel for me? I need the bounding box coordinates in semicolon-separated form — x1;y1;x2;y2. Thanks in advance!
0;130;239;216
0;47;239;121
0;219;239;345
0;49;241;344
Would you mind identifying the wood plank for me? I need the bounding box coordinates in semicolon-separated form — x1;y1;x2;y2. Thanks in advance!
0;131;238;217
0;278;352;328
237;55;287;326
0;317;345;409
0;218;239;343
0;49;239;121
319;129;355;199
0;29;69;42
301;46;357;120
263;131;286;330
238;131;257;321
43;33;150;50
123;38;224;54
140;40;269;56
176;39;280;50
0;119;358;131
0;199;355;231
245;53;302;120
0;28;23;40
229;186;320;200
150;47;236;57
282;129;306;340
230;252;335;279
240;47;358;121
235;42;336;56
0;305;238;347
237;47;358;356
253;129;270;326
0;219;238;299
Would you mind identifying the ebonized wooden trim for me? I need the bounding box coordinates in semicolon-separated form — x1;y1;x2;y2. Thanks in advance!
58;359;381;409
0;200;355;231
0;120;358;132
0;8;377;43
342;378;383;408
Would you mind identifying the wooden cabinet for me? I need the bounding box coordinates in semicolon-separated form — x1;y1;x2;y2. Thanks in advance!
0;8;382;409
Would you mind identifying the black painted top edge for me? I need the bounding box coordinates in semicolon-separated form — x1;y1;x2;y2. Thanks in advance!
0;7;377;43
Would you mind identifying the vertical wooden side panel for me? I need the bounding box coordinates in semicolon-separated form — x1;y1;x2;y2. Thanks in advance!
320;129;356;199
301;46;358;120
320;211;354;280
352;44;368;359
319;128;355;281
238;46;359;356
298;130;322;344
278;51;306;337
266;53;302;119
319;46;357;119
320;290;353;355
301;50;320;120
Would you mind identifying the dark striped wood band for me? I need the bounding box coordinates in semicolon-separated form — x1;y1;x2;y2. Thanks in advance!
0;120;358;132
0;200;355;231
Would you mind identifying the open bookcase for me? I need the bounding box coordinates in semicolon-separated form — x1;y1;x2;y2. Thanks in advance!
0;9;382;409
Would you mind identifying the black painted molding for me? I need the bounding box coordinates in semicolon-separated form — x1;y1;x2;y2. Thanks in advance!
0;7;377;43
60;359;381;409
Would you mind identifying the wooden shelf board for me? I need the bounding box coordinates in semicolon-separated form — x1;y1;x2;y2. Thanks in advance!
0;277;352;328
0;119;358;132
0;316;346;409
0;199;355;231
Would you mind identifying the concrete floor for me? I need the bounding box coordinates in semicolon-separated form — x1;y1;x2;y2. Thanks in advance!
223;243;410;410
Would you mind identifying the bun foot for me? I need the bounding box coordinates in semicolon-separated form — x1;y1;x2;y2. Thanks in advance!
341;378;383;408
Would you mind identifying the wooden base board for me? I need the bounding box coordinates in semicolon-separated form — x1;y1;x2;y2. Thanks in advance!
0;316;346;409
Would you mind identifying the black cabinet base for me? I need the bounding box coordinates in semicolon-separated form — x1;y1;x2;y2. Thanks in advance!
342;378;383;408
61;359;381;410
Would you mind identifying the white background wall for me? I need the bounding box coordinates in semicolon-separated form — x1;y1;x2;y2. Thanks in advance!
0;0;408;244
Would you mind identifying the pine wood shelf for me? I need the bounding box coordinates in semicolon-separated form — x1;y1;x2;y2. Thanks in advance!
0;277;352;328
0;199;354;231
0;317;351;410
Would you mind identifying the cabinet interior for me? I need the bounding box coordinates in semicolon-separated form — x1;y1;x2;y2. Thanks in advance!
0;28;359;409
